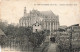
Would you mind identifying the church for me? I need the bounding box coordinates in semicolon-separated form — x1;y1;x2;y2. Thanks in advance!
19;7;60;32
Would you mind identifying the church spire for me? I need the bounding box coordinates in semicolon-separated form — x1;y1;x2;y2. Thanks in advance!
24;7;27;17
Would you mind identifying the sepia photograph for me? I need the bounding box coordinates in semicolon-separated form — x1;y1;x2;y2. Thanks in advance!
0;0;80;52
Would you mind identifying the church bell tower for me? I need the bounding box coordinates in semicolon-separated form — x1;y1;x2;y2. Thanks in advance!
24;7;27;17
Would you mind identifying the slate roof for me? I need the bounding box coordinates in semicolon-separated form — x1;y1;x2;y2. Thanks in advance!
20;10;57;21
40;10;55;17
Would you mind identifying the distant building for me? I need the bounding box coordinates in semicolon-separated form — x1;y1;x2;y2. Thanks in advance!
56;24;80;51
57;24;80;42
59;26;67;31
66;24;80;44
0;29;5;45
32;22;42;32
0;29;5;36
66;24;80;32
19;7;60;32
0;29;5;40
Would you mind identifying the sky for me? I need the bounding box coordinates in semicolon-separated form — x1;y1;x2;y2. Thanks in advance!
0;0;80;26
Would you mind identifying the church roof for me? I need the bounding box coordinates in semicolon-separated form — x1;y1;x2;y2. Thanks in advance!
30;9;56;17
0;29;5;35
19;9;57;21
40;10;55;17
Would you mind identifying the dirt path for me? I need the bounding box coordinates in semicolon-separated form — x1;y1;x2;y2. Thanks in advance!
47;43;58;52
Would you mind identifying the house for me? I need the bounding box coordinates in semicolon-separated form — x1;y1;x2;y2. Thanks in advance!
32;22;42;32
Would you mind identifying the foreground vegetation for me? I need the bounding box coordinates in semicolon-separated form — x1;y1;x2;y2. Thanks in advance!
0;21;50;52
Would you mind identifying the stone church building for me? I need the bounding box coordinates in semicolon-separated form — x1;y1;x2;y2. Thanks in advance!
19;7;60;32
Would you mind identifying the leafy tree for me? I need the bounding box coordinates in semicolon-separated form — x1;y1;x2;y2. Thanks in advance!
1;24;48;52
28;30;48;52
